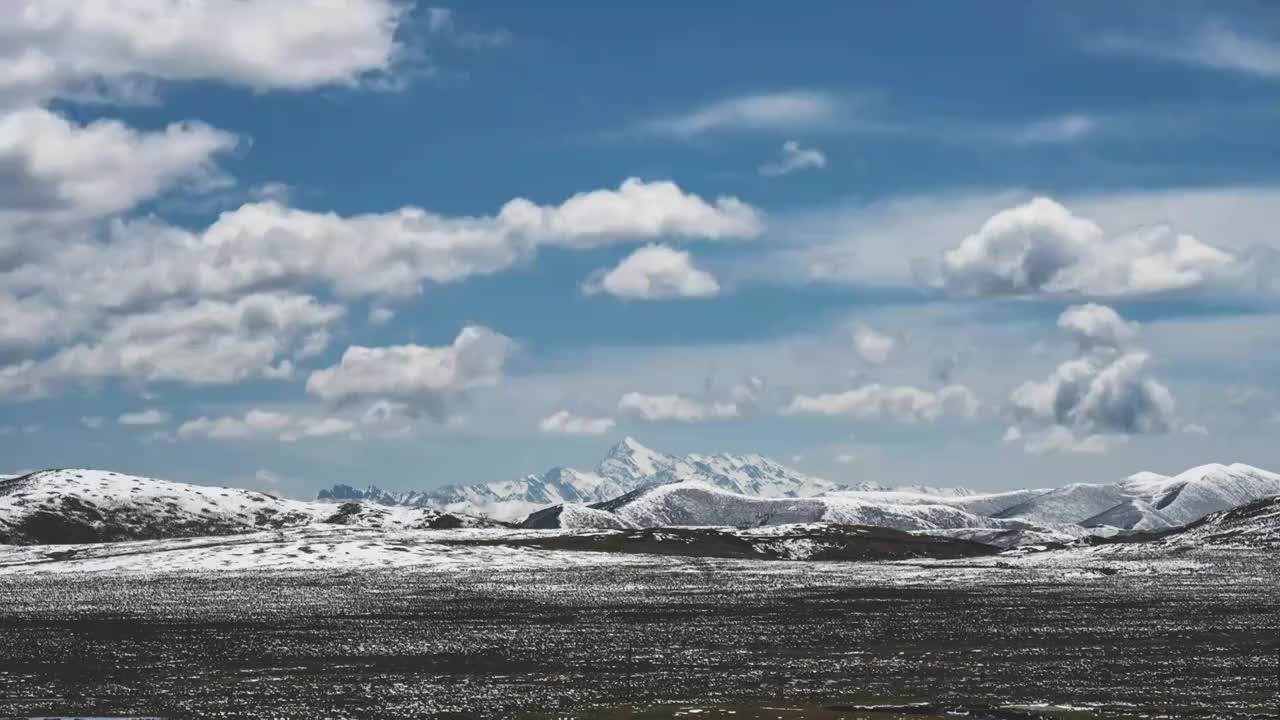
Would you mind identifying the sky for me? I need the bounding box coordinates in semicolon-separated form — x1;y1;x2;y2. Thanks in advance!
1;0;1279;497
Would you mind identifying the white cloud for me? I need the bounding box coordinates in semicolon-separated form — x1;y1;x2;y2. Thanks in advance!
6;179;759;315
1007;306;1177;453
783;384;980;423
617;392;739;423
748;187;1279;292
0;292;339;399
368;307;395;326
0;0;408;106
117;408;170;426
0;291;67;355
938;196;1239;297
79;415;103;429
306;326;515;417
0;107;236;219
177;408;354;442
1057;303;1139;350
538;410;616;436
852;324;895;365
1012;114;1098;144
759;140;827;176
634;90;840;138
501;178;762;249
583;244;720;300
1016;425;1112;455
1098;23;1280;80
1010;351;1176;437
0;178;759;400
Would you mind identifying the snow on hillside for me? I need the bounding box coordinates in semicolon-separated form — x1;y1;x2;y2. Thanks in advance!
1148;495;1280;549
317;437;975;521
0;469;496;545
995;463;1280;529
526;480;1038;535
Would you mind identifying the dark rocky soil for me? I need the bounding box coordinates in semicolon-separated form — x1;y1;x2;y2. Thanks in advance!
0;556;1275;719
496;524;1001;561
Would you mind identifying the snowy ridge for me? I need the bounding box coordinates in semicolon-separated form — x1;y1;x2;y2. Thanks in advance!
520;454;1280;544
1145;495;1280;549
318;437;975;521
524;480;1039;535
0;469;498;545
997;463;1280;530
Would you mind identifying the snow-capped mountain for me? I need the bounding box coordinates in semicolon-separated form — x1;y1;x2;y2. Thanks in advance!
993;463;1280;531
523;480;1034;535
7;442;1278;548
0;469;497;545
318;437;974;521
1152;495;1280;549
519;452;1280;540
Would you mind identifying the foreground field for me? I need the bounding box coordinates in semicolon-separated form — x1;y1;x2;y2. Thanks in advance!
0;536;1275;719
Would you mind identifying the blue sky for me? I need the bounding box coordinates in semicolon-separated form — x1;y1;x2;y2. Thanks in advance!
1;1;1278;496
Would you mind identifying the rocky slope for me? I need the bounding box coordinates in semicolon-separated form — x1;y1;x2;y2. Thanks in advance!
0;469;498;545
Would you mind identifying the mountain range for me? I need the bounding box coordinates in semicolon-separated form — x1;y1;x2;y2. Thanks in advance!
318;437;1280;540
3;437;1278;548
0;469;498;545
319;436;973;521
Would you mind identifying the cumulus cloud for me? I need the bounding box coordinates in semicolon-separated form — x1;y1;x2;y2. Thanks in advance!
178;408;354;442
5;179;759;316
500;178;762;249
634;90;840;138
1010;351;1176;435
0;107;236;219
583;244;720;300
1006;304;1177;453
0;178;759;400
0;0;408;107
759;140;827;176
617;392;739;423
306;326;514;417
1057;303;1139;350
852;324;895;365
538;410;616;436
783;384;979;423
117;408;170;426
0;292;339;399
938;197;1239;297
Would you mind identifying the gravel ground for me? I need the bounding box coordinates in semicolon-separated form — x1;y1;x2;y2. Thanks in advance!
0;547;1276;719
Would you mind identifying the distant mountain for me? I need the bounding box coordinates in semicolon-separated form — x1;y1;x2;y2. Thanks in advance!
0;469;498;545
523;480;1036;535
9;442;1278;549
319;437;974;521
516;450;1280;540
995;463;1280;530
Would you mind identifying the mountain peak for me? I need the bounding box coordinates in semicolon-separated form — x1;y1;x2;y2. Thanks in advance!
597;436;677;481
609;436;650;455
